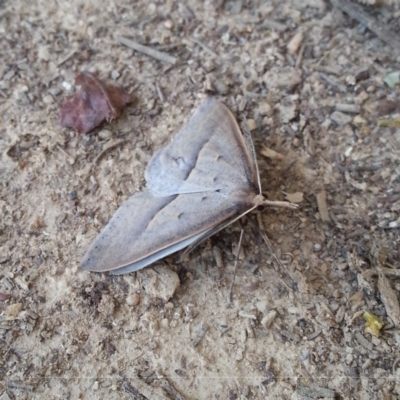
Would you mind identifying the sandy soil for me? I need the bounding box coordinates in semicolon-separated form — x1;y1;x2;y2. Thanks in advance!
1;1;400;399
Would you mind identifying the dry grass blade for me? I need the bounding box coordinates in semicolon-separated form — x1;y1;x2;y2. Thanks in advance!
116;36;177;64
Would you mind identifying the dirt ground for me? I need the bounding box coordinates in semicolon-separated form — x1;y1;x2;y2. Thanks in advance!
1;0;400;399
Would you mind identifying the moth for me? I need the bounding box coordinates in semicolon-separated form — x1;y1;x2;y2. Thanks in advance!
81;98;296;275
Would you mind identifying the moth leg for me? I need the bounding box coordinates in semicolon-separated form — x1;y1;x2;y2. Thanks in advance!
248;218;297;292
228;229;244;303
262;199;299;209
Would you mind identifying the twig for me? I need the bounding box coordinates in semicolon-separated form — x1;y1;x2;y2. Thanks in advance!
116;36;177;64
158;378;186;400
190;324;208;347
331;0;400;52
189;37;219;58
57;49;77;66
155;82;164;102
295;43;305;69
318;72;347;93
93;139;127;165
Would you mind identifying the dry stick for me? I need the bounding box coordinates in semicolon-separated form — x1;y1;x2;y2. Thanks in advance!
155;82;164;102
57;49;77;66
318;72;347;93
116;36;177;64
93;140;128;165
229;229;244;303
295;43;305;69
189;36;219;58
331;0;400;52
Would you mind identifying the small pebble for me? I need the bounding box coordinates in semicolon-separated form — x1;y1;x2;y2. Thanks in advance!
335;103;360;114
48;87;61;96
126;293;140;306
62;81;73;91
42;95;54;104
111;70;120;80
331;111;352;126
164;20;174;29
161;318;169;328
258;103;272;116
98;129;113;140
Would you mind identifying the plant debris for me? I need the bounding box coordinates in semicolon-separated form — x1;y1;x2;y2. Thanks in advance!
59;71;133;133
364;311;383;337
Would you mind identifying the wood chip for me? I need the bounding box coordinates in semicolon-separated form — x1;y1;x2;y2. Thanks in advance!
238;311;257;320
190;324;208;347
296;385;336;398
116;36;177;64
316;190;330;222
318;72;347;93
378;269;400;327
189;37;219;58
261;310;277;327
335;103;361;114
287;31;304;55
284;192;303;203
261;147;284;160
355;331;373;351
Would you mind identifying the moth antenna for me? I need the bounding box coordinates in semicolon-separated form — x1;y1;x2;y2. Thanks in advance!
240;117;262;194
228;229;244;303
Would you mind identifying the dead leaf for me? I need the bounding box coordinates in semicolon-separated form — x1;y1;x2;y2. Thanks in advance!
60;72;133;134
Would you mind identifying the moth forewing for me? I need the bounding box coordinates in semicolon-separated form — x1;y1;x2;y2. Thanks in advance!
81;98;289;274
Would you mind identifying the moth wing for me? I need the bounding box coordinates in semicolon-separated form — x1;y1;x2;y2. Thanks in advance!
81;189;254;273
146;98;258;196
109;230;208;275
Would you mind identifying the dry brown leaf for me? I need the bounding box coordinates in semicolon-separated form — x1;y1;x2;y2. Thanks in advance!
0;293;11;301
60;72;133;134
